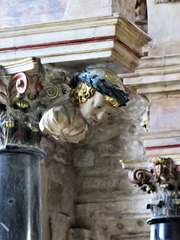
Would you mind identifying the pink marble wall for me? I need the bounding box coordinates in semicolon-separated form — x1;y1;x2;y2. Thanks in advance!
150;98;180;131
0;0;135;29
0;0;67;28
112;0;135;22
148;0;180;55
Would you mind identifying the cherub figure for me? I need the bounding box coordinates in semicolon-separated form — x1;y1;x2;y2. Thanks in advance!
135;0;147;20
39;68;129;143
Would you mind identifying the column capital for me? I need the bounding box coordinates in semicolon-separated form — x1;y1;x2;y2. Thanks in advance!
128;157;180;218
0;57;65;148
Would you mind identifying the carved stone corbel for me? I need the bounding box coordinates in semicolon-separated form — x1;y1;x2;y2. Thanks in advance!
0;58;130;146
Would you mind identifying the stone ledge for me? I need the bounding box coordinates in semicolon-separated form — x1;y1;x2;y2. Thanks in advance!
121;160;151;170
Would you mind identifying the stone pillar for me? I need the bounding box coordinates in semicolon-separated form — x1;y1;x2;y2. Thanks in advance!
121;1;180;239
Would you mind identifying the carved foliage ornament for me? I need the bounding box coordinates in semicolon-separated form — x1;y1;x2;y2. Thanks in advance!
0;58;65;148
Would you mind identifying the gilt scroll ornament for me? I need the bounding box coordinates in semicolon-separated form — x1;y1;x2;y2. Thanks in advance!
129;157;180;217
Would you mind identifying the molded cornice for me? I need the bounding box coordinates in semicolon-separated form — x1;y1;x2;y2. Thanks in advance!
0;15;150;72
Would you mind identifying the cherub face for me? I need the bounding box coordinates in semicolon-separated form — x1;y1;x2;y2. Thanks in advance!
79;91;116;126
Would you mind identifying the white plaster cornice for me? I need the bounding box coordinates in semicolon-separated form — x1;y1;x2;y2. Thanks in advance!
0;15;150;72
155;0;180;3
0;15;128;37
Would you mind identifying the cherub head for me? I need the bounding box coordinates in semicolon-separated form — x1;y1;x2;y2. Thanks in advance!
69;68;129;125
39;68;129;143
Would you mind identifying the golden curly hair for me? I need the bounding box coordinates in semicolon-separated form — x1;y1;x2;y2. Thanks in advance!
70;83;120;107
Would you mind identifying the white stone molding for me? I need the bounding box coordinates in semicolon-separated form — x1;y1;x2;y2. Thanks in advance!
140;130;180;162
121;54;180;100
121;54;180;161
3;57;39;74
155;0;180;3
0;15;150;72
120;159;151;170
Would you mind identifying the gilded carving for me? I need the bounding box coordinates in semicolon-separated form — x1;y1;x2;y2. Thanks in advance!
141;105;150;131
0;0;68;28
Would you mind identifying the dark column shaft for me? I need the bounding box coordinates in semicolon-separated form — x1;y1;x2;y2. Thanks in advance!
0;149;44;240
148;217;180;240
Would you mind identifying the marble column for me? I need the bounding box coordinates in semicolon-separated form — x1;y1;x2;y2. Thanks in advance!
0;58;62;240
